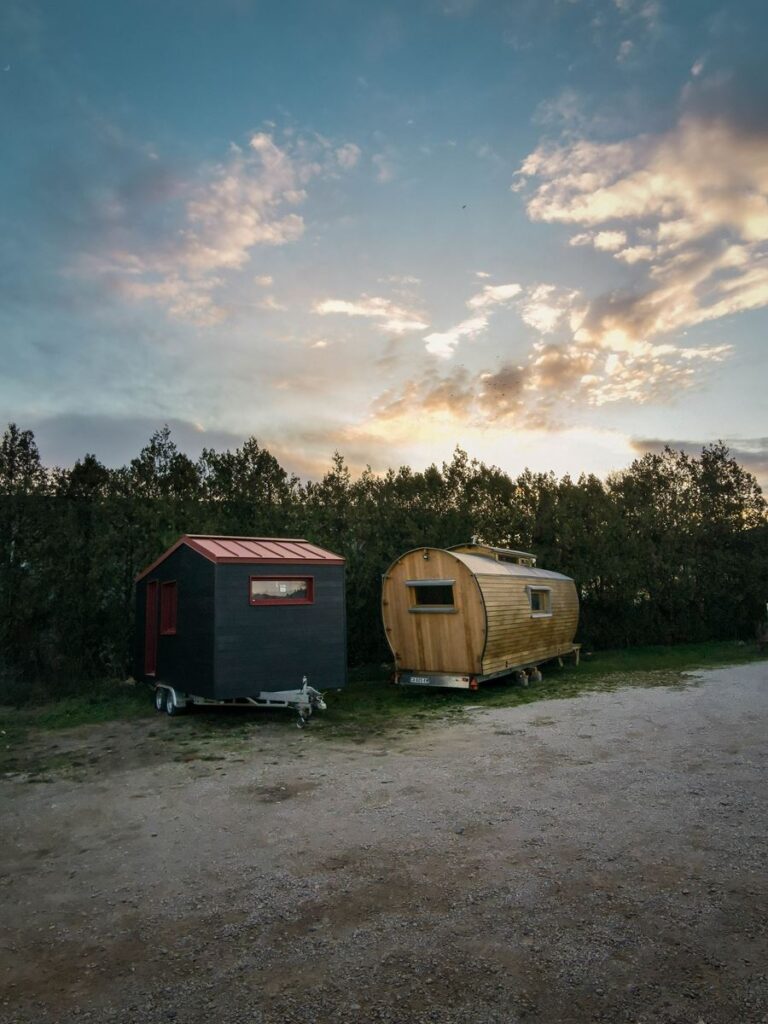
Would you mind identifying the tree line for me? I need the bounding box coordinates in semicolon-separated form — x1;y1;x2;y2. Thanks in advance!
1;422;766;701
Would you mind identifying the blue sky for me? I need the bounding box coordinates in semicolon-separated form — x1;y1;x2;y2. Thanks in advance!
2;0;767;485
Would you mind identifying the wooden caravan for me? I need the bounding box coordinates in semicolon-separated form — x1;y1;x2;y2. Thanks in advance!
381;542;579;689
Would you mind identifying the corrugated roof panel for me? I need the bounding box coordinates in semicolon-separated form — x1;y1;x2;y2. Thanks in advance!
451;551;572;581
279;540;321;559
136;534;345;580
296;542;338;560
258;540;295;558
218;539;260;557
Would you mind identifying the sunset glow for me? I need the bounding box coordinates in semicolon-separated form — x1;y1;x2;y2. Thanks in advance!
2;0;766;485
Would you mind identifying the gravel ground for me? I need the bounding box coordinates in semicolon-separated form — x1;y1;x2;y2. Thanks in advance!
1;662;767;1024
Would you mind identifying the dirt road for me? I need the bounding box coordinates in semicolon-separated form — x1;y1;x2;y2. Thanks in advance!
1;663;767;1023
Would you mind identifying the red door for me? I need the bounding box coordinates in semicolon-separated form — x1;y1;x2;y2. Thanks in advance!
144;580;159;676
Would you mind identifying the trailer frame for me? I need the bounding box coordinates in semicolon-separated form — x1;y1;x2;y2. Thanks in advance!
153;677;327;727
394;645;581;690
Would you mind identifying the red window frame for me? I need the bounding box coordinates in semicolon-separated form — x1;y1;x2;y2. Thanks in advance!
249;576;314;606
159;581;178;635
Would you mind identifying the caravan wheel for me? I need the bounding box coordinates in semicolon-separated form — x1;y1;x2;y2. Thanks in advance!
154;688;165;712
165;689;181;716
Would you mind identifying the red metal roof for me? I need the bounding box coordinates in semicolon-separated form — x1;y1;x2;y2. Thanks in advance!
136;534;345;582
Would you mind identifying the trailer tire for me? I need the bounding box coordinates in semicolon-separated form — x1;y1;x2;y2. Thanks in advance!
154;687;165;712
165;689;181;716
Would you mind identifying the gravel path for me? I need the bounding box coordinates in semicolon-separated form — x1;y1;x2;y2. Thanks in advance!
1;662;767;1023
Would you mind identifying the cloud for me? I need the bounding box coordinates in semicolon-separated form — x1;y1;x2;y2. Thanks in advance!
118;274;227;326
313;295;429;334
520;284;581;334
570;230;627;252
256;294;288;312
509;113;768;404
175;132;308;273
372;152;396;184
370;360;527;430
616;39;634;62
423;315;488;358
380;274;421;286
533;88;588;132
335;143;361;170
420;281;522;359
613;245;655;263
26;413;248;469
78;131;357;325
517;116;768;248
371;367;476;422
466;282;522;309
254;274;274;286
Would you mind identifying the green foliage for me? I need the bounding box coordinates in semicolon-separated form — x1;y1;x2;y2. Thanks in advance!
0;422;766;701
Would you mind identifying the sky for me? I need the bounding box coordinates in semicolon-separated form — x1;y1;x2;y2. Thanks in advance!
2;0;768;487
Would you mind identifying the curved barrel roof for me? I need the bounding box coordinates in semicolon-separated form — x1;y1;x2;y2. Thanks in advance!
450;550;572;582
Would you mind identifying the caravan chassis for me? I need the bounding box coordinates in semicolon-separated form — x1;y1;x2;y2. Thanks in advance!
153;678;327;727
395;645;581;690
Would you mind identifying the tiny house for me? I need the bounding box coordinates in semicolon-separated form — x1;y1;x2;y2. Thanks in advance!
381;542;579;689
135;535;346;718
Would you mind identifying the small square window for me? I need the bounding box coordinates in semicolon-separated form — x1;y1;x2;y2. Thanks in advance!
529;587;552;617
160;581;178;635
413;584;454;606
406;580;456;613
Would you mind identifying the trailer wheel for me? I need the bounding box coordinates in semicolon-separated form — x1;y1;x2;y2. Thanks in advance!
154;687;165;712
165;689;181;716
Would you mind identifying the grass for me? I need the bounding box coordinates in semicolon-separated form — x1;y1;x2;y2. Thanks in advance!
309;639;768;739
0;682;151;775
0;641;765;773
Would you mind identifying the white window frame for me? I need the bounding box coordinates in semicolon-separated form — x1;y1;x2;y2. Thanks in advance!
527;585;553;618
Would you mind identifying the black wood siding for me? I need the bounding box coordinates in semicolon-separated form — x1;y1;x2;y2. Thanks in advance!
213;563;347;697
135;546;216;696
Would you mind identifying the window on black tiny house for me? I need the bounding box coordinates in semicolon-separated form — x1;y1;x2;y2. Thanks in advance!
407;580;455;610
160;581;178;635
249;577;314;605
528;586;552;617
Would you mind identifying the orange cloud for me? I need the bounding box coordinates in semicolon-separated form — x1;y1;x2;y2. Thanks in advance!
80;131;358;325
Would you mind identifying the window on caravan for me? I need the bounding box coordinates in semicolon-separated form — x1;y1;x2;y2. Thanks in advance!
528;586;552;617
406;579;455;612
250;577;314;605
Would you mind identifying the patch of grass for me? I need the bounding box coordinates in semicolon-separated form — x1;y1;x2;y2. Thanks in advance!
1;642;764;771
574;640;765;676
0;682;152;774
313;640;767;738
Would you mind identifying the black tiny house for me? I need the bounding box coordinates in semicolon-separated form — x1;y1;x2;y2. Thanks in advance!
135;535;347;699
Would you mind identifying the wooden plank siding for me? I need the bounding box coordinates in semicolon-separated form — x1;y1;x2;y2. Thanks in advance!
477;576;579;675
381;548;485;674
